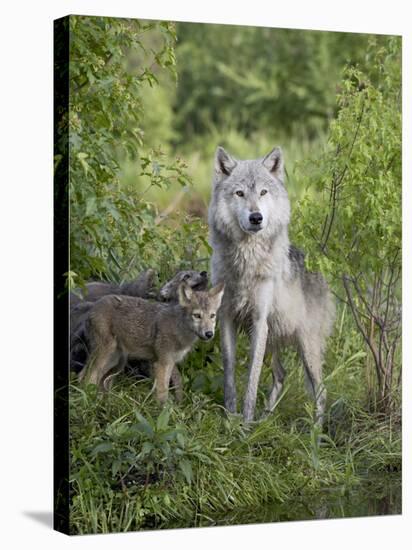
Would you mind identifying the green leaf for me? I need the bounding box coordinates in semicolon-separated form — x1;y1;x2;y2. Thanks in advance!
134;412;154;436
85;197;97;217
156;408;170;432
176;432;186;449
140;441;154;457
111;459;121;477
91;441;113;456
178;458;193;484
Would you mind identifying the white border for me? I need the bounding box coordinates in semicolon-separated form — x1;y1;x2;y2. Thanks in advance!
0;1;410;549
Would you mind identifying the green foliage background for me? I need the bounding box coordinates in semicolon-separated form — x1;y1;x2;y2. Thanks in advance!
67;17;201;286
64;16;402;534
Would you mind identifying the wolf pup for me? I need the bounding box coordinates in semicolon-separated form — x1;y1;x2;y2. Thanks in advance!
208;146;335;424
159;270;208;301
80;282;224;404
70;270;209;375
70;268;157;307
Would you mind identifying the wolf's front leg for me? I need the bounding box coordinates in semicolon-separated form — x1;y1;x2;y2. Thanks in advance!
153;359;175;405
243;318;268;422
170;366;183;403
243;280;273;422
220;312;237;413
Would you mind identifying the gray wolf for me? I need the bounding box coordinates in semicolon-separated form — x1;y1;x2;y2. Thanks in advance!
70;269;157;307
159;270;208;301
70;268;208;307
70;270;208;374
208;146;335;424
79;282;224;403
70;301;94;373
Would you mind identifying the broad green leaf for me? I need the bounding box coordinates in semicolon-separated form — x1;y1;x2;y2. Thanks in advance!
178;458;193;484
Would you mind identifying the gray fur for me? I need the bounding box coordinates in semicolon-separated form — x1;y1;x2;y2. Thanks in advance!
69;270;210;376
159;270;208;301
70;269;157;307
208;146;335;424
70;301;93;373
80;282;224;403
71;269;207;307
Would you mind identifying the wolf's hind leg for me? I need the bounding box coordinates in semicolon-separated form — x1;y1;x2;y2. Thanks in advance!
81;337;119;390
102;354;127;391
265;352;286;413
298;336;326;426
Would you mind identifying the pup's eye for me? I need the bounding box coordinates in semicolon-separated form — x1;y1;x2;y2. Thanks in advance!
235;190;244;197
183;273;190;281
260;189;268;196
193;313;202;319
210;313;216;319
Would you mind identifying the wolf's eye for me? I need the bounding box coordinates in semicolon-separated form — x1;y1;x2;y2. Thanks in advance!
193;313;202;319
210;313;216;319
235;190;244;197
260;189;268;196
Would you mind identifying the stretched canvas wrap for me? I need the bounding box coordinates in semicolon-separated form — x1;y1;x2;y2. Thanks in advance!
54;15;402;535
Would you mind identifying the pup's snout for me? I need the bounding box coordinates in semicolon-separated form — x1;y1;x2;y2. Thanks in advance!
204;331;214;340
249;212;263;225
200;271;208;278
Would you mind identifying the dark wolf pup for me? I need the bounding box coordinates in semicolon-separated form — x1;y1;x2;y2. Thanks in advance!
80;282;225;403
70;269;157;307
208;146;335;424
72;269;208;305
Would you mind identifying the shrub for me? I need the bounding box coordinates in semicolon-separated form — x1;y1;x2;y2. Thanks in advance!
66;16;193;284
293;37;402;411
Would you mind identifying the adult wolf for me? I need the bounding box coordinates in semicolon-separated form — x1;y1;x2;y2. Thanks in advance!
208;146;335;424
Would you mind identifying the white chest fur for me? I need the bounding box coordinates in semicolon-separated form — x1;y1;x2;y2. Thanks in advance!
173;347;192;364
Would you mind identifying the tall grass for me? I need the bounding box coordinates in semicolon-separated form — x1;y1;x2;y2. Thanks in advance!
69;305;401;534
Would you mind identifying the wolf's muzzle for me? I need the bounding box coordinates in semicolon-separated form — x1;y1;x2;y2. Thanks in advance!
249;212;263;225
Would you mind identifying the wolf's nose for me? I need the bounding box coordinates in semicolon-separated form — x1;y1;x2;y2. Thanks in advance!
205;331;213;339
200;271;208;278
249;212;263;225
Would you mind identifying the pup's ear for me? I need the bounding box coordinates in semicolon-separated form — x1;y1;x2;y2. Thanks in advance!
215;147;237;180
209;282;225;309
178;281;193;307
138;268;157;289
159;279;173;301
262;147;284;181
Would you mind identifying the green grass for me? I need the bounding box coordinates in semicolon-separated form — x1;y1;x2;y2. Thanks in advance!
69;306;401;535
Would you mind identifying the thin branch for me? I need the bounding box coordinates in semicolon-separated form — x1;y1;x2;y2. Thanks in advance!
320;99;366;251
342;274;382;384
154;188;187;225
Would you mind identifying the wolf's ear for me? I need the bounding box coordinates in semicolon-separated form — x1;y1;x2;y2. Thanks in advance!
262;147;284;181
215;147;237;180
159;281;172;301
178;281;193;307
209;282;225;309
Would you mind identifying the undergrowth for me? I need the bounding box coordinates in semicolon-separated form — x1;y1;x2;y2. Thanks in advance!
69;307;401;534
